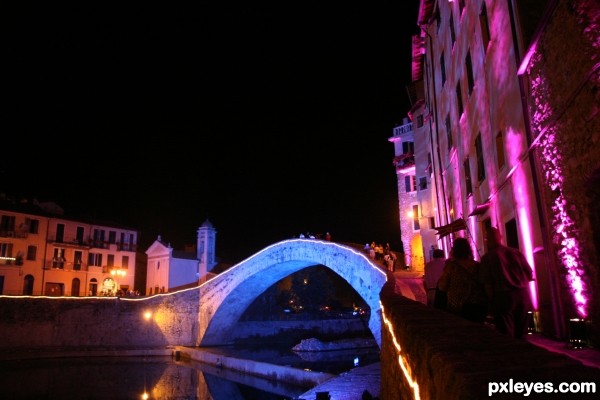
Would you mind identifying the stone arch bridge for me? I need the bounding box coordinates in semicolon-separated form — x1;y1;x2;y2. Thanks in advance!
198;239;388;347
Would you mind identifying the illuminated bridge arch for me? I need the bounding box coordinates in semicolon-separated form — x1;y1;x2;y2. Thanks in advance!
198;239;388;348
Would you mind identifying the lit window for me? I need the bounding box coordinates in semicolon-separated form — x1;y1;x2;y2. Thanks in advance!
412;205;420;230
405;175;417;192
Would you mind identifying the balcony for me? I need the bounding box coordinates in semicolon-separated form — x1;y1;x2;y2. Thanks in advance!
392;122;413;138
117;242;137;252
89;239;110;249
46;236;91;248
0;256;18;266
0;229;28;239
393;153;415;173
44;260;89;271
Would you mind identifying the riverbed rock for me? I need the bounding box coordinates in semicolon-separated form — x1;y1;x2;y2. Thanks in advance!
292;337;378;352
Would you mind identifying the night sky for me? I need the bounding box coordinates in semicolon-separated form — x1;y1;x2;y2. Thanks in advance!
4;4;421;263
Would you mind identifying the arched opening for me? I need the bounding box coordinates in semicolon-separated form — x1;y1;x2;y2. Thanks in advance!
89;278;98;296
240;264;372;334
102;277;116;296
199;239;387;348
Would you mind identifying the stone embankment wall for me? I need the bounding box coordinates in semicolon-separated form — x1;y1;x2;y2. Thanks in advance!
0;289;370;354
0;289;200;352
379;282;599;400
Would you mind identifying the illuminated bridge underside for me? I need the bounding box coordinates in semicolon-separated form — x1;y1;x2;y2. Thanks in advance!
198;239;388;348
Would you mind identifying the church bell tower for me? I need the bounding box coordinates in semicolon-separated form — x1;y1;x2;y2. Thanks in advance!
197;219;217;279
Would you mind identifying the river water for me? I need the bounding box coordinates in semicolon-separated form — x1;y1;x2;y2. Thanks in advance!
0;345;380;399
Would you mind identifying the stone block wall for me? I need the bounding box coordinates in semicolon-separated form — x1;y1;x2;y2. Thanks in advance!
524;0;600;346
0;288;199;352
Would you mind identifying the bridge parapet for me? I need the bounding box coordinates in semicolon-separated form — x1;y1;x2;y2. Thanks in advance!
379;281;599;399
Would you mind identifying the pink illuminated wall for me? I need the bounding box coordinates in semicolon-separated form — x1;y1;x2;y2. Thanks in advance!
537;126;588;318
528;48;589;318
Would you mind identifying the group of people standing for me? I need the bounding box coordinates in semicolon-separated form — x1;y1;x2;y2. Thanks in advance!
423;227;534;339
298;232;332;241
365;242;397;271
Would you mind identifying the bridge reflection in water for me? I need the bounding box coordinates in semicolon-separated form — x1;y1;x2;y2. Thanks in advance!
0;345;380;400
0;355;308;399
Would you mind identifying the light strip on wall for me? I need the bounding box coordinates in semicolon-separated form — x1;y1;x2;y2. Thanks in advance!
380;303;421;400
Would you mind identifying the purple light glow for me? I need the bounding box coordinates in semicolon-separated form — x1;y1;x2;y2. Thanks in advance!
504;127;540;311
525;39;590;318
538;128;588;318
518;204;539;311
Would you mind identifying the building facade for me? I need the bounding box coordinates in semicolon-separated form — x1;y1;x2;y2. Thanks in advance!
389;119;420;271
145;219;217;294
394;0;599;344
0;198;139;296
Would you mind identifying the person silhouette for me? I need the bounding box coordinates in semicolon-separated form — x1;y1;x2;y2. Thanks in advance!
438;238;488;323
424;249;446;307
480;227;534;339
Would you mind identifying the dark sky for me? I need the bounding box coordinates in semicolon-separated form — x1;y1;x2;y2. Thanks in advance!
4;4;421;263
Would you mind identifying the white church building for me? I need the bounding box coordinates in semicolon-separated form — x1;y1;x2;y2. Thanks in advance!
145;219;217;295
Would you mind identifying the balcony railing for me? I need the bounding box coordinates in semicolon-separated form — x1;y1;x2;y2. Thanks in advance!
44;260;89;271
392;122;413;137
44;238;137;251
393;153;415;170
0;229;28;239
0;256;18;266
117;243;137;252
46;236;91;248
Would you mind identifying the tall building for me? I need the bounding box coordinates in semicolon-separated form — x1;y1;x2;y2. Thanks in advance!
394;0;599;345
0;197;139;296
389;119;421;271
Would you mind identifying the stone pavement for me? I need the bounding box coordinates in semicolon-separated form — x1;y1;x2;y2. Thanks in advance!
297;362;381;400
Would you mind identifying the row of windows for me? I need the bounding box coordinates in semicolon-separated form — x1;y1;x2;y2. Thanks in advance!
0;242;129;269
463;131;506;197
0;216;136;248
436;1;493;166
86;253;129;268
0;216;40;235
438;2;490;88
407;204;437;232
53;225;136;245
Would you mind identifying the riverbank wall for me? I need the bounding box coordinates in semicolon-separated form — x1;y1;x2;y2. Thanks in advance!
0;292;370;355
